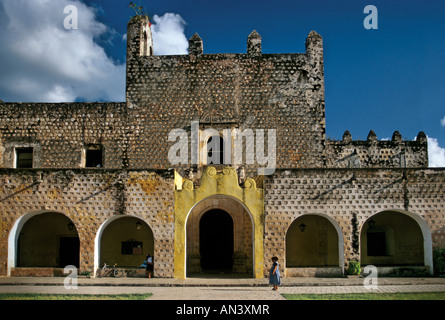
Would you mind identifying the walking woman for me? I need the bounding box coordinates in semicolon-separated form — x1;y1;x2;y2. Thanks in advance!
269;256;281;291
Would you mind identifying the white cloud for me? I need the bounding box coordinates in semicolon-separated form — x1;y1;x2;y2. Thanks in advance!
151;13;188;55
44;85;76;102
122;13;188;55
428;136;445;167
0;0;125;102
441;116;445;127
0;1;189;103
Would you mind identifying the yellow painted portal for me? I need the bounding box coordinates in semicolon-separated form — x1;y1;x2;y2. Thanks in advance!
174;166;264;279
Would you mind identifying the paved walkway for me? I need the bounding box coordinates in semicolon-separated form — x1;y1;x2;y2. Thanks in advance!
0;276;444;300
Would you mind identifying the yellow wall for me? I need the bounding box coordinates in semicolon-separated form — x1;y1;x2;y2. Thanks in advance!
174;166;264;278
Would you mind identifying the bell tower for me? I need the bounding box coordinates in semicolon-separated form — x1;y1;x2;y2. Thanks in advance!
126;15;153;60
126;15;153;103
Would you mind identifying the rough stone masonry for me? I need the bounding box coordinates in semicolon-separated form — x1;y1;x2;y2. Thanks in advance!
0;15;443;278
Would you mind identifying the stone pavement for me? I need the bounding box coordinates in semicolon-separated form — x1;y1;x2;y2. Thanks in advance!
0;276;444;300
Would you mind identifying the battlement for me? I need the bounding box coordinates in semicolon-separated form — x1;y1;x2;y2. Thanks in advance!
125;16;327;170
325;130;428;168
126;15;323;58
0;17;429;171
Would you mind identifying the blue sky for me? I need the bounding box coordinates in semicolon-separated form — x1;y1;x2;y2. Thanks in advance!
0;0;444;166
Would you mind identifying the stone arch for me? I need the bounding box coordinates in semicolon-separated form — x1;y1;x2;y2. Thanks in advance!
7;211;79;276
174;166;264;279
284;213;344;276
360;209;433;274
185;195;254;276
94;215;154;276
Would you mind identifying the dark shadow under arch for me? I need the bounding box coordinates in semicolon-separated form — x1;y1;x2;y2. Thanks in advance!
199;209;234;271
17;212;79;268
361;211;425;267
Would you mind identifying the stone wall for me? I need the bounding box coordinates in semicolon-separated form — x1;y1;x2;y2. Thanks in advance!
0;102;127;169
263;168;445;275
0;17;427;174
0;169;175;277
325;130;428;168
1;167;443;277
0;15;441;279
125;16;327;171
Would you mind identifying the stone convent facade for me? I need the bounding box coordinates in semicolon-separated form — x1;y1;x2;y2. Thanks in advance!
0;15;444;278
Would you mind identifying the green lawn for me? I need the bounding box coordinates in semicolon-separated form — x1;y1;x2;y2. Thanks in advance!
282;292;445;300
0;293;152;300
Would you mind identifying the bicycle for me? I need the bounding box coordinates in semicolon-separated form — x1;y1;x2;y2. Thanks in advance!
96;263;125;278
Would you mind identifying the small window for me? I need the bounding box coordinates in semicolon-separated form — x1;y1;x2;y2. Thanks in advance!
142;31;148;56
121;241;143;255
85;145;103;167
15;147;33;168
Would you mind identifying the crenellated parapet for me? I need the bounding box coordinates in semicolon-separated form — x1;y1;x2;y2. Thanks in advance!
325;130;428;168
125;16;327;170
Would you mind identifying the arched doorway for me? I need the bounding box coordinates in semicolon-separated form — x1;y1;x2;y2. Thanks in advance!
8;211;79;273
95;216;154;274
199;209;234;271
285;214;344;276
361;210;432;273
175;166;264;279
186;195;254;277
